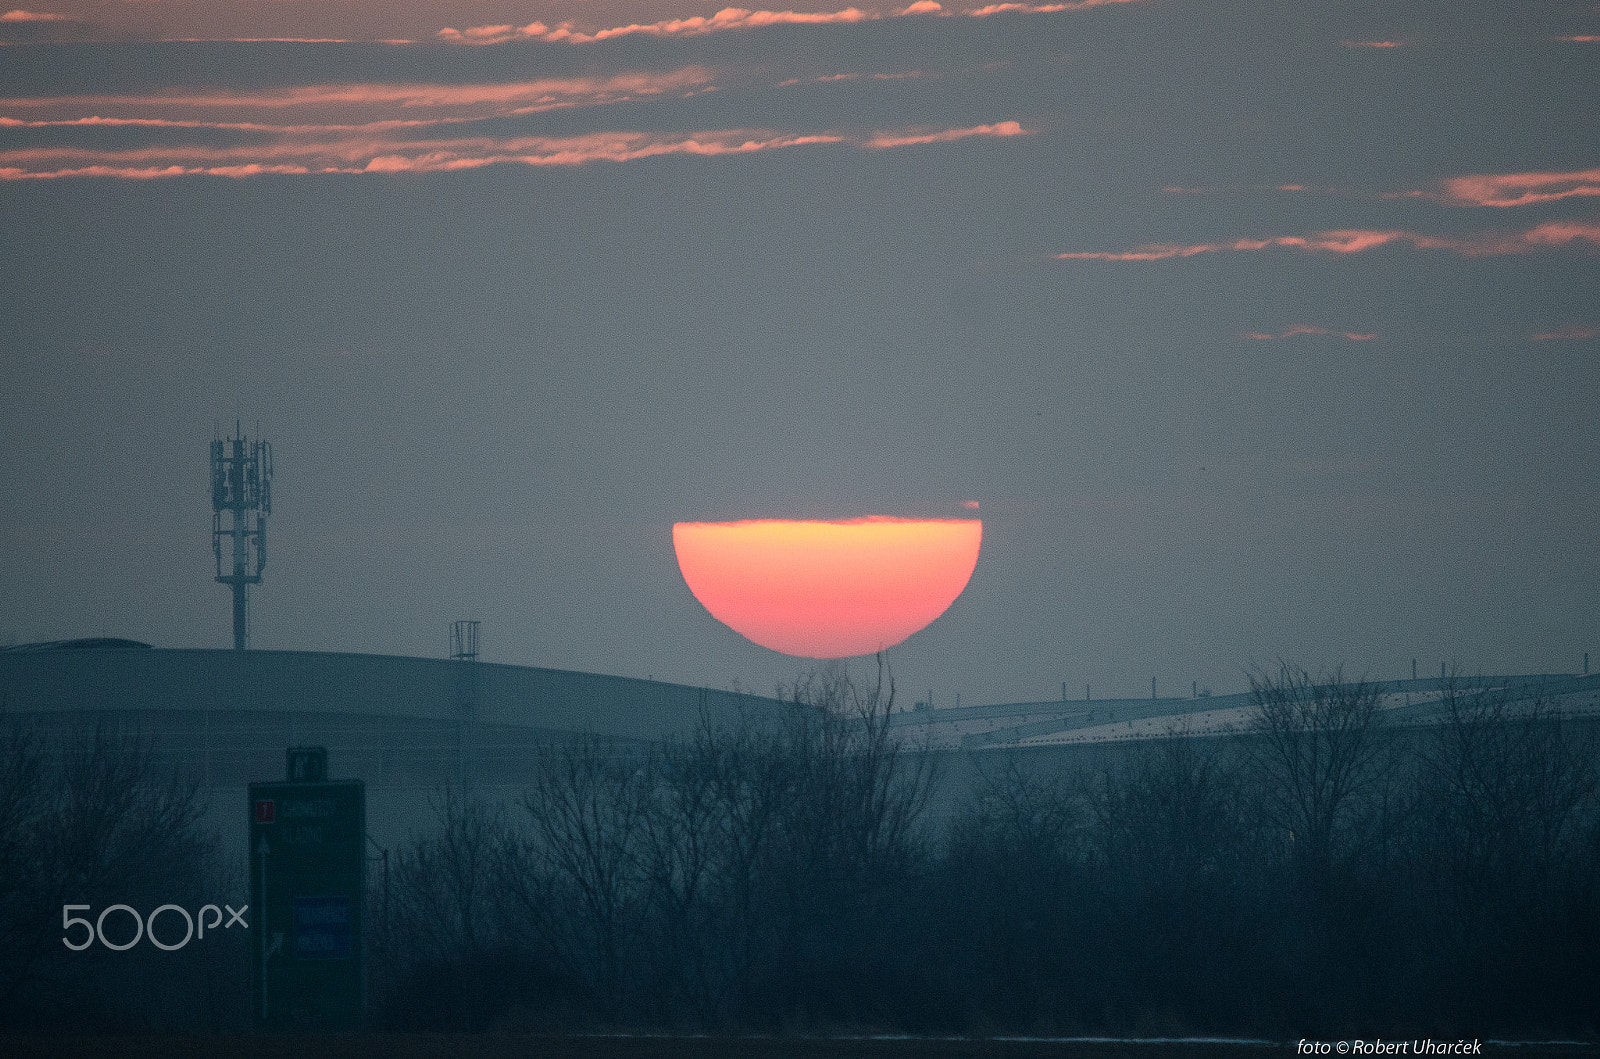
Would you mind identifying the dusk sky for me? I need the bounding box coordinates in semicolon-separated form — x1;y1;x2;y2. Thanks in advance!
2;0;1597;706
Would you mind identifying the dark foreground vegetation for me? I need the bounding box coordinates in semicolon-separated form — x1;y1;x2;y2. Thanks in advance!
2;663;1598;1041
0;721;244;1031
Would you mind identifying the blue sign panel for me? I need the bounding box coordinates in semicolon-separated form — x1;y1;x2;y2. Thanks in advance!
292;895;352;960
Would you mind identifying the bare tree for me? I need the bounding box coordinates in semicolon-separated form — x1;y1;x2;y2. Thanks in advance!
0;722;49;1011
632;655;935;1026
0;722;220;1029
938;752;1086;1026
506;735;652;1020
965;753;1080;866
1245;664;1386;885
1419;679;1598;912
385;790;511;967
775;655;935;894
1092;722;1248;884
637;705;790;1026
375;789;519;1030
745;656;936;1022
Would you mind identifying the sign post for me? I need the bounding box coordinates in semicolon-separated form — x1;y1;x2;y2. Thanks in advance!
249;747;365;1030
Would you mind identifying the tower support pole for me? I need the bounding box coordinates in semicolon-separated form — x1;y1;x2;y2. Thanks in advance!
233;584;248;651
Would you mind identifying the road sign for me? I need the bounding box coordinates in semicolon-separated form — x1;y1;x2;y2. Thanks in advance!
248;770;365;1031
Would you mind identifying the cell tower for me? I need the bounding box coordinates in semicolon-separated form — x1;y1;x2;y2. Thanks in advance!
211;422;273;650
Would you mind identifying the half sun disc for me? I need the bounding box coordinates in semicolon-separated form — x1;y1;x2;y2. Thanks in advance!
672;516;982;658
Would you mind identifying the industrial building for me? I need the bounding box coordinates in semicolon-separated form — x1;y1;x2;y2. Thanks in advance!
0;640;783;856
6;638;1596;805
889;670;1600;750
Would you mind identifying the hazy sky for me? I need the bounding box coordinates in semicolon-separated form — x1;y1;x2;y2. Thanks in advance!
2;0;1597;706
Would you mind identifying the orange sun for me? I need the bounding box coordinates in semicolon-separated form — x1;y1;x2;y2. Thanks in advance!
672;517;983;658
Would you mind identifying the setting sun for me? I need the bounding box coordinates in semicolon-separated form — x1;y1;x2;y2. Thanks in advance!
671;517;983;658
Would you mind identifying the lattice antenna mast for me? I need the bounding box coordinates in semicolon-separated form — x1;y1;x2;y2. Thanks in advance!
212;421;273;650
450;620;480;661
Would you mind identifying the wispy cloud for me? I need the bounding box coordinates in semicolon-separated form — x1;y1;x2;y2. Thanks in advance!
0;119;1027;179
864;119;1024;147
161;36;366;44
1156;169;1600;210
1244;326;1377;341
777;70;926;85
437;8;874;45
1342;39;1402;48
1438;167;1600;208
1555;35;1600;42
0;130;843;179
1531;325;1600;340
0;114;547;140
1057;222;1600;260
966;0;1144;14
1;8;73;20
0;71;718;121
437;0;1147;45
1158;181;1365;199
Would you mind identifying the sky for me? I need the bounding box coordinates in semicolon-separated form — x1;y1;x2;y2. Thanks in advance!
2;0;1597;707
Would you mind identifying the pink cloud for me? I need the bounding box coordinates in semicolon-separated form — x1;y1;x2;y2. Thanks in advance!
865;120;1025;147
438;7;874;45
962;500;980;510
1438;167;1600;208
1556;35;1600;42
1245;326;1378;341
0;129;844;177
437;0;1145;45
1162;183;1341;196
1523;220;1600;246
0;163;314;179
1;9;72;20
0;119;1026;179
1531;326;1600;340
161;36;360;44
1155;169;1600;210
1343;39;1402;48
0;114;535;139
966;0;1144;14
1057;223;1600;260
0;70;717;122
